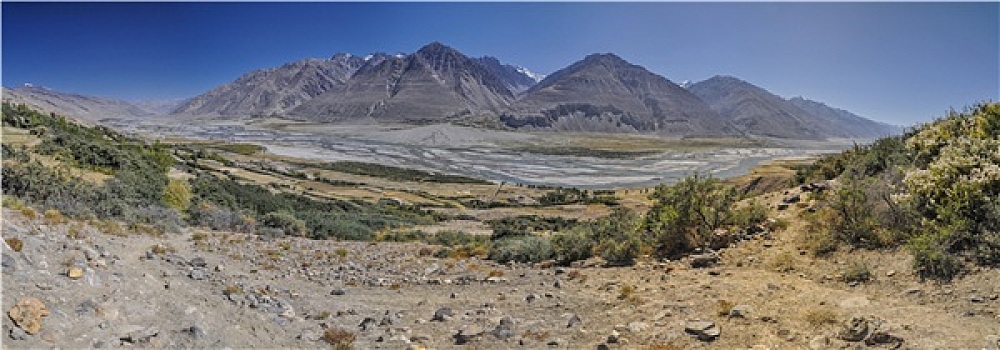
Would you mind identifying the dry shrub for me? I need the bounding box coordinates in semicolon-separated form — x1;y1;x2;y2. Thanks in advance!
487;269;504;278
323;326;356;348
20;206;37;219
804;308;839;327
521;329;549;342
768;252;797;272
417;246;435;257
5;237;24;252
716;299;736;317
43;209;65;225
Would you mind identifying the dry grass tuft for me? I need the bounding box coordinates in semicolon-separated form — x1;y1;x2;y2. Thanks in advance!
804;308;839;327
323;326;356;348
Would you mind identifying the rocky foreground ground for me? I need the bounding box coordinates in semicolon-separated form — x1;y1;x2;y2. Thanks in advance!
2;198;999;349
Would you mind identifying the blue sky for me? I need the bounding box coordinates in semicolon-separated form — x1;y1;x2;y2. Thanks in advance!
2;2;997;125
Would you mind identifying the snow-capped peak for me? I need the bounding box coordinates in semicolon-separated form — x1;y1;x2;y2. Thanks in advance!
516;67;545;83
679;80;692;89
363;54;374;61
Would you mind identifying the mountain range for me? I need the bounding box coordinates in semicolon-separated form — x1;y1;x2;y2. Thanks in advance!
2;42;898;140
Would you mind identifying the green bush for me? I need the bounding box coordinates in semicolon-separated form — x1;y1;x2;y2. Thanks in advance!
488;236;554;263
551;227;595;264
261;211;307;237
644;174;740;258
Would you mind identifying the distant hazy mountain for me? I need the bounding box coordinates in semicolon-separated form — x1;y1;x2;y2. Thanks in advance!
172;54;366;116
688;76;897;139
688;76;836;140
786;96;899;138
131;98;186;115
474;56;542;94
290;42;516;123
506;53;735;136
2;84;149;121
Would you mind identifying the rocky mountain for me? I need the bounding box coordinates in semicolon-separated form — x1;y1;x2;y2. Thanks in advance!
505;53;736;136
786;96;899;138
290;42;516;123
473;56;542;94
172;54;367;116
688;76;840;140
2;84;150;121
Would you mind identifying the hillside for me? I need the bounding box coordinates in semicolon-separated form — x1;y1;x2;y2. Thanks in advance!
3;102;998;348
1;85;150;121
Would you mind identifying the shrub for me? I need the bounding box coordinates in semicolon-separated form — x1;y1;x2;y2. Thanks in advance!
645;174;741;258
163;179;193;212
5;238;24;252
550;227;594;264
43;209;65;225
595;234;641;266
841;260;872;283
488;236;554;264
768;252;796;273
322;326;356;348
908;227;963;281
261;211;307;237
804;308;839;327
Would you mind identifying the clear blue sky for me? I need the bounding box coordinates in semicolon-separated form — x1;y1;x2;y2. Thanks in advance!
2;2;997;125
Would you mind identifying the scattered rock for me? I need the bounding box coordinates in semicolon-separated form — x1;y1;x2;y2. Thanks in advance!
189;257;207;267
525;293;539;303
358;317;377;331
628;321;649;333
729;304;753;318
984;335;1000;350
685;320;720;342
8;297;49;334
690;252;719;268
606;330;620;343
2;254;15;274
9;326;28;341
189;268;207;280
185;325;206;339
67;266;85;279
782;194;801;204
567;313;582;328
839;317;869;342
491;316;515;340
330;289;346;296
970;296;986;303
431;307;453;322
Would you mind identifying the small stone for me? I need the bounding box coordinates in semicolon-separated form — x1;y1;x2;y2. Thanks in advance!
885;270;896;277
970;296;986;303
431;307;453;322
189;269;206;280
684;320;720;342
9;327;28;341
186;325;206;339
983;335;1000;350
839;317;869;342
330;289;346;296
2;254;15;275
690;253;719;268
491;316;515;340
567;313;582;328
628;321;649;333
606;330;620;343
596;344;610;350
526;294;539;303
189;257;207;267
358;317;377;331
67;266;85;279
729;305;753;318
8;297;49;334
